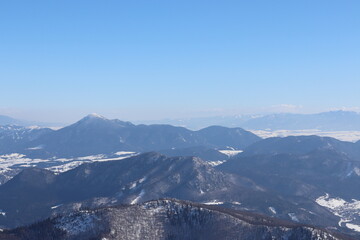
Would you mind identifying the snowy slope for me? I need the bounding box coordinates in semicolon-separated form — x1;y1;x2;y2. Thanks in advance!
0;199;348;240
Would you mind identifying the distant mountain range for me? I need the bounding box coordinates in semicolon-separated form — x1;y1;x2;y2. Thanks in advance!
0;199;347;240
0;115;25;126
0;115;62;128
241;111;360;131
3;110;360;131
0;114;260;158
140;111;360;131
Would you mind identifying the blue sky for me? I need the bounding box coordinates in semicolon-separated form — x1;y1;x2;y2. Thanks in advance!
1;1;359;122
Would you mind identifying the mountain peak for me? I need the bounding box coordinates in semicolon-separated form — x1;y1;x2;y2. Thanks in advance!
85;113;106;119
67;114;112;129
77;113;108;123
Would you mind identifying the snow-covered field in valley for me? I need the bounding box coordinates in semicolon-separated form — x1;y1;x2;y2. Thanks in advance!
0;151;137;184
316;193;360;232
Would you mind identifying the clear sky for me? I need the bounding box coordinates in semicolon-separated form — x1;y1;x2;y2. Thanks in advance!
1;0;360;123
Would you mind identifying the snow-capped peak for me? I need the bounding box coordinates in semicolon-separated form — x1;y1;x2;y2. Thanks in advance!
77;113;108;123
85;113;106;119
74;113;109;125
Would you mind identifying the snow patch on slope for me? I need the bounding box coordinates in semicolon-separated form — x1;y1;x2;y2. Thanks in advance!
203;200;224;205
346;223;360;232
131;190;145;205
207;160;227;166
269;207;277;214
56;212;98;235
218;149;243;157
27;145;44;150
288;213;299;222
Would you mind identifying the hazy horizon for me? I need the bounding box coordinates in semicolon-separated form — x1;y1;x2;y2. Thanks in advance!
1;108;360;126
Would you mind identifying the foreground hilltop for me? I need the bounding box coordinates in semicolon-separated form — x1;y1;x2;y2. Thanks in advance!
0;199;349;240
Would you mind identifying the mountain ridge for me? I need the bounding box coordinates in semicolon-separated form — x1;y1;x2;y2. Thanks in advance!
0;152;335;230
0;199;350;240
0;115;261;158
